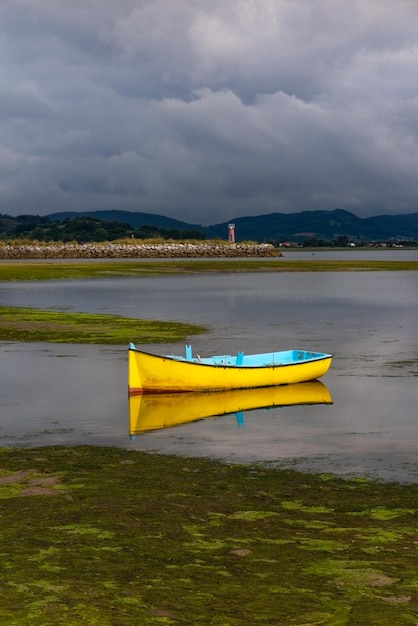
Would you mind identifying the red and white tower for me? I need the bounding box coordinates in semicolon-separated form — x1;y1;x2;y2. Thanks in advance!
228;223;235;243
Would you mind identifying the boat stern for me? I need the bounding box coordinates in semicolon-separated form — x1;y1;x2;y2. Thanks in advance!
128;344;143;395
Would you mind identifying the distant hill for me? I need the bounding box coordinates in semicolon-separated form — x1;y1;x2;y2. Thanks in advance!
205;209;418;242
47;208;418;243
0;215;20;234
2;209;417;243
48;210;203;231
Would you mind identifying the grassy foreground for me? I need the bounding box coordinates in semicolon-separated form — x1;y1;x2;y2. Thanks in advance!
0;446;417;625
1;258;418;281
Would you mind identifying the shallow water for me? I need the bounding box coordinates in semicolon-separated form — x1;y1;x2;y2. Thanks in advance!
1;264;417;482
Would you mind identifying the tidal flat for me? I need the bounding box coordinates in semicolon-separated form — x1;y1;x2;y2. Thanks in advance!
1;257;417;624
0;447;418;625
1;257;417;344
0;447;417;625
1;257;418;282
0;306;205;344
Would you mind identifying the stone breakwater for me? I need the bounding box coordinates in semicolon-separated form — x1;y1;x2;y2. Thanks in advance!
0;242;282;259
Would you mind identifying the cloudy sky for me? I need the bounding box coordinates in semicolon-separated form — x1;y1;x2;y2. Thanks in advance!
1;0;418;225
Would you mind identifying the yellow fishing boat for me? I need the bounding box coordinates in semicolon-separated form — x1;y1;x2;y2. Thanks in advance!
128;343;333;394
129;381;332;436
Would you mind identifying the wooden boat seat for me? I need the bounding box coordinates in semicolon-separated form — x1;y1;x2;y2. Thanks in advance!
235;351;244;365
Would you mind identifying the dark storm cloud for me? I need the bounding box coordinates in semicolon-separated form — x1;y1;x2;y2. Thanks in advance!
1;0;418;224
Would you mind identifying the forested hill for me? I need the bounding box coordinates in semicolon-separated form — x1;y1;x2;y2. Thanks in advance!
47;208;418;242
0;213;205;243
206;209;418;242
1;208;417;244
48;210;201;231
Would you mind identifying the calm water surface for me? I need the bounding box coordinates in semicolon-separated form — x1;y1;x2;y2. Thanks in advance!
1;259;417;482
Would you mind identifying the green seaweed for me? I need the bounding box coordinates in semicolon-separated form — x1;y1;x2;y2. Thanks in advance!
0;305;205;344
281;499;334;514
1;258;418;283
0;446;417;624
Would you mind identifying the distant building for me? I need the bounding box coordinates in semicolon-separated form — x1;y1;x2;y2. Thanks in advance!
228;223;235;243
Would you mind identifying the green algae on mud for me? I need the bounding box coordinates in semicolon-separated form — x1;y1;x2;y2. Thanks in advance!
0;446;417;625
1;258;418;282
0;306;206;344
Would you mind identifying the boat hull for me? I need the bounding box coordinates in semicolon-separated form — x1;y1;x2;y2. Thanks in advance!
128;347;332;394
129;381;332;435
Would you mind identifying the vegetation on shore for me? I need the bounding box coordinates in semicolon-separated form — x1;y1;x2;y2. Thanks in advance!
1;258;418;282
0;306;206;344
0;446;417;625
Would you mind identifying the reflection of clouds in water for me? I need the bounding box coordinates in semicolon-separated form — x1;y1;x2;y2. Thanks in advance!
130;370;418;482
295;271;418;307
0;267;417;481
133;411;418;483
0;343;126;438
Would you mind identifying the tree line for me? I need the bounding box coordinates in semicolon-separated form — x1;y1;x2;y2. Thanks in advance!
0;215;206;243
1;213;416;247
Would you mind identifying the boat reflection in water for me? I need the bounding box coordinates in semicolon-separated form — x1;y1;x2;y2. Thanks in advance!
128;381;332;438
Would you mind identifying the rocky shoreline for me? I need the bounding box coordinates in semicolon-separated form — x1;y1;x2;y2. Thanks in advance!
0;242;282;259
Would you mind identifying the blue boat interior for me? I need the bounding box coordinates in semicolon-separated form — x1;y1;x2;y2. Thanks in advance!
171;345;329;367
